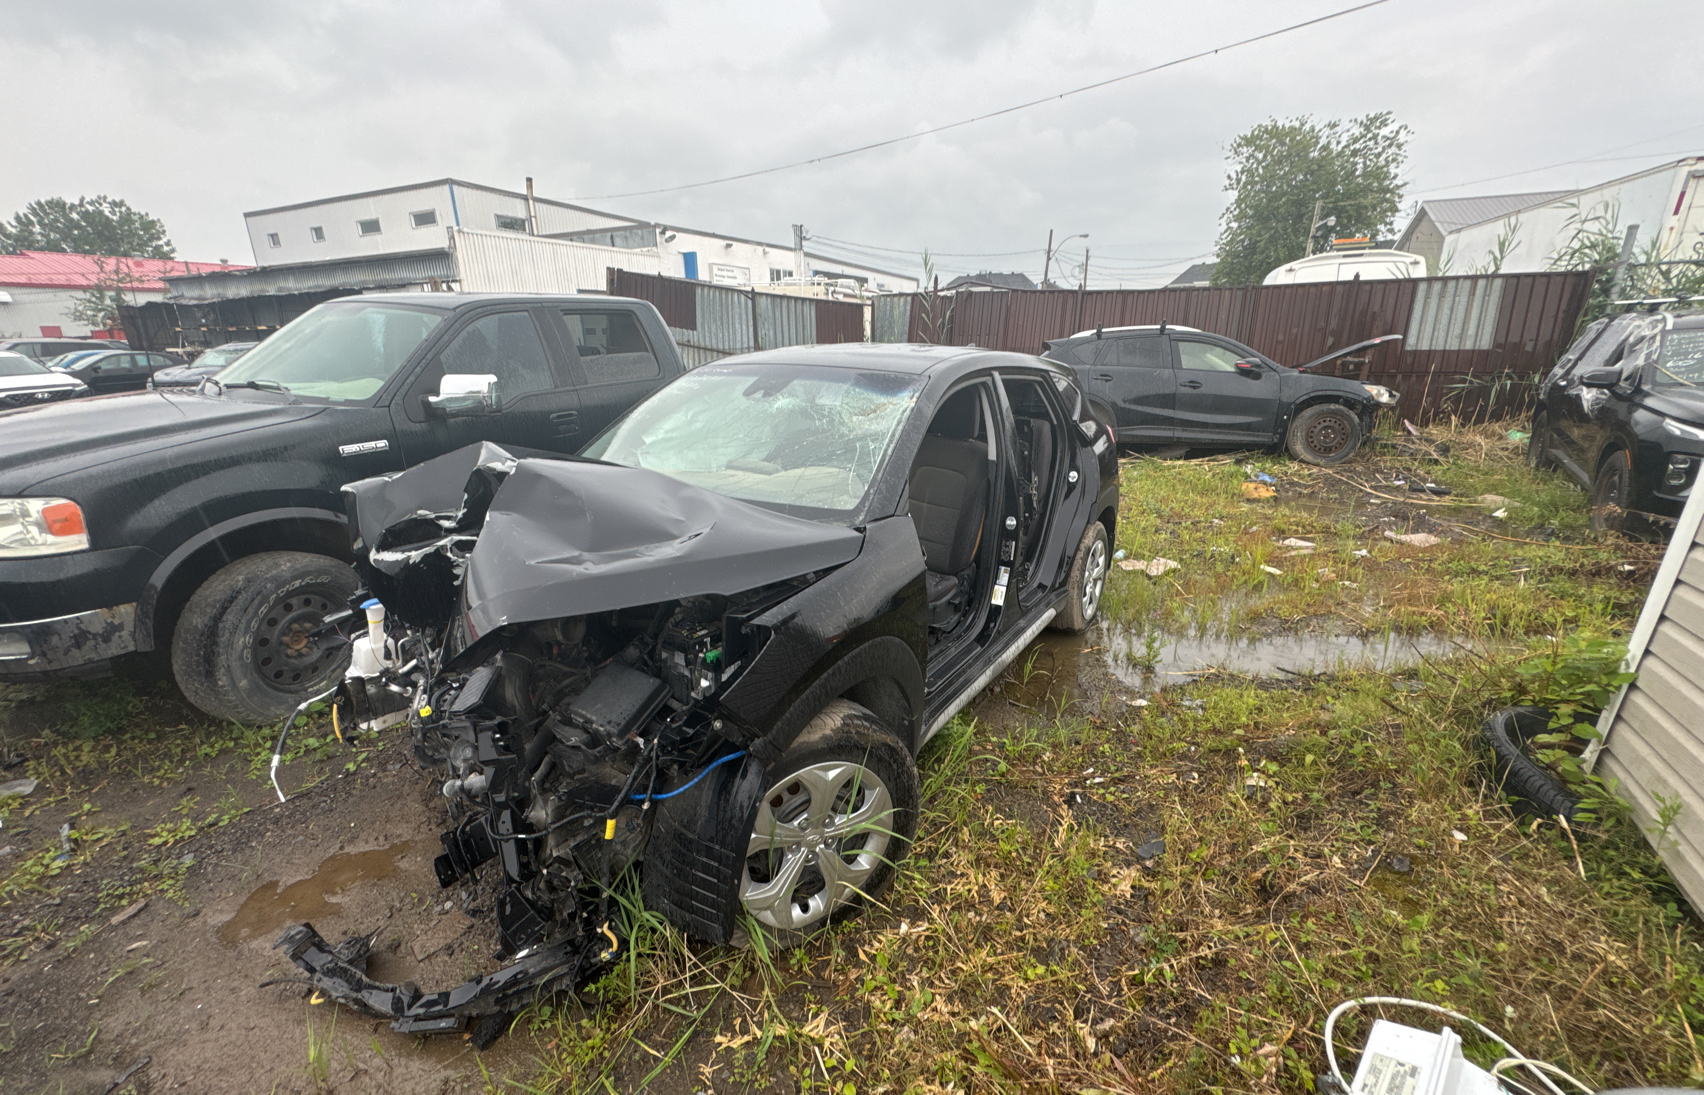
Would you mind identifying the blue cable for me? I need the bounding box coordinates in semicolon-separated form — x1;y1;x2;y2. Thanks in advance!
633;751;746;802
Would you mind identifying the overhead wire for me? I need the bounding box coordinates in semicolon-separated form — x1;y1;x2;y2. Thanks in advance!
568;0;1395;201
1413;121;1704;196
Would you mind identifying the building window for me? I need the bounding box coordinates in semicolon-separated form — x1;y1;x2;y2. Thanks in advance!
769;267;793;282
494;213;528;233
310;226;326;243
357;218;382;237
410;209;438;228
267;232;282;248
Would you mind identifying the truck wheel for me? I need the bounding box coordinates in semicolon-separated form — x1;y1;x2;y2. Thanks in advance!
1528;412;1553;469
171;551;359;724
1589;448;1632;535
1285;404;1362;465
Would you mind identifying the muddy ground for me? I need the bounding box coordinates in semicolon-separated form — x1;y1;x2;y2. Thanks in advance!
0;438;1666;1094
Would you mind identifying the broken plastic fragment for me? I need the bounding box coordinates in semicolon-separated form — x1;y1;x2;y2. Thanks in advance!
0;778;38;799
1383;530;1441;547
1277;538;1315;549
1352;549;1370;558
1491;508;1508;520
1259;564;1283;576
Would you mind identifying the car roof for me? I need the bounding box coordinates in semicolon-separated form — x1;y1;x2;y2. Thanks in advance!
347;292;652;313
1061;324;1202;339
703;342;1068;378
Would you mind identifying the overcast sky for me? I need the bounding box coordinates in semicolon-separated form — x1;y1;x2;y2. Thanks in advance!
5;0;1701;287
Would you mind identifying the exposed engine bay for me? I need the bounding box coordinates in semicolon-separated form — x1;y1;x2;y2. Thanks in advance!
275;442;869;1040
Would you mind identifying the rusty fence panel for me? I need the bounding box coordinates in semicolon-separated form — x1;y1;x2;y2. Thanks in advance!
871;271;1594;423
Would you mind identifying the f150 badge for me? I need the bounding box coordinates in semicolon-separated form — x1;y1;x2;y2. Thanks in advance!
338;440;390;457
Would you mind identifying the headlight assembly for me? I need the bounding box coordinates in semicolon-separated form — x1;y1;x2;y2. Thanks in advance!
1662;418;1704;442
0;498;90;558
1361;384;1399;406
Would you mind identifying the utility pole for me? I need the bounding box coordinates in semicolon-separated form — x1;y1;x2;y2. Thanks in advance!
1079;248;1091;291
1305;198;1322;257
792;224;807;282
1041;228;1055;286
1043;231;1088;290
525;177;539;236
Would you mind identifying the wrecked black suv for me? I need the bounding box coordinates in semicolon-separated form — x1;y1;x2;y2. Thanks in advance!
278;343;1119;1039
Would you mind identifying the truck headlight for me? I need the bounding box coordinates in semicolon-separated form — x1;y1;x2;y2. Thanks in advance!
1361;384;1399;406
0;498;90;558
1662;419;1704;442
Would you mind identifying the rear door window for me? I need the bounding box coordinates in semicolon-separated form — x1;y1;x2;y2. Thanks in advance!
1106;335;1168;369
561;310;661;384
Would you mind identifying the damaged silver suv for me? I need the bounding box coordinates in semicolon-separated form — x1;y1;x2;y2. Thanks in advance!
277;343;1120;1043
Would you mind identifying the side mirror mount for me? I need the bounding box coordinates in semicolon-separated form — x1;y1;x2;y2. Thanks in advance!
1578;367;1622;390
1235;359;1263;377
425;373;500;418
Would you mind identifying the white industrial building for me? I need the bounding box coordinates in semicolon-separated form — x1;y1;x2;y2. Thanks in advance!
235;178;915;293
1398;157;1704;275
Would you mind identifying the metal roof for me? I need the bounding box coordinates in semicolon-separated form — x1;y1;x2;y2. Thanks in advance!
0;251;249;291
1168;262;1217;286
162;249;455;301
243;177;641;223
1412;191;1574;235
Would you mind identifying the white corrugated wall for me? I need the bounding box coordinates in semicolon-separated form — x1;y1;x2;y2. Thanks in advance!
1590;481;1704;909
449;228;661;294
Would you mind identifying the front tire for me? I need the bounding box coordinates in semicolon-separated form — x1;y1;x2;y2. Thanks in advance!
170;551;359;723
1528;412;1553;469
1589;449;1632;535
1052;520;1108;633
738;700;919;948
1285;404;1363;465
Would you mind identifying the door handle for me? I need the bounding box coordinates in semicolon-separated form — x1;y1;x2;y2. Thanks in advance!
1179;380;1203;389
550;410;580;435
1092;373;1114;382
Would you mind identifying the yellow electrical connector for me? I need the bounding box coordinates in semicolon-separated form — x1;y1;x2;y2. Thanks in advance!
603;818;617;840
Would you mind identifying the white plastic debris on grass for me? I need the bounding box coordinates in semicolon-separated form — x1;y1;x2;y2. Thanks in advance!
1383;530;1442;547
1492;508;1509;519
1277;538;1316;549
1118;557;1180;576
1259;564;1283;576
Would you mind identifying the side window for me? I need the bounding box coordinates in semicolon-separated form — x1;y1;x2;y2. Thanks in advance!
1056;340;1104;366
438;311;556;402
1174;340;1244;372
1107;336;1167;369
562;310;661;384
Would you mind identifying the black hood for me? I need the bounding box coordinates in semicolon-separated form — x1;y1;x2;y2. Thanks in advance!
344;442;866;639
1642;385;1704;427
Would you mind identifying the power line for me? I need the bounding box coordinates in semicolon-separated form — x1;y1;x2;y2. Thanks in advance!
568;0;1394;202
1412;122;1704;196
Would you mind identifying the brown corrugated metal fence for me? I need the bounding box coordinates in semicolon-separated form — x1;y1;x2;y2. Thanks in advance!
608;270;867;365
875;271;1593;422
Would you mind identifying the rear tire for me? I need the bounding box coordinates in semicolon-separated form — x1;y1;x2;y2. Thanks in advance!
1589;448;1632;535
1052;520;1108;633
1480;706;1580;821
1285;404;1363;465
170;551;359;723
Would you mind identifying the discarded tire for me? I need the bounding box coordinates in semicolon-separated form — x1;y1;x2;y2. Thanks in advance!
1480;705;1580;821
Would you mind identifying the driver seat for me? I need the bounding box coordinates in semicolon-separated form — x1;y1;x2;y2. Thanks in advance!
909;433;990;628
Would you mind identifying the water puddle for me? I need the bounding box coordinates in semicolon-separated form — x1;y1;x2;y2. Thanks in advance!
218;841;415;945
998;625;1465;711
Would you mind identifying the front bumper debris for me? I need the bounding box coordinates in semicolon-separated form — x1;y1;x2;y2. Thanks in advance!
0;603;136;677
275;921;616;1040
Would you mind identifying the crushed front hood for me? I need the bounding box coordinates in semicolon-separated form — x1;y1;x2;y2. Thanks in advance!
344;442;866;638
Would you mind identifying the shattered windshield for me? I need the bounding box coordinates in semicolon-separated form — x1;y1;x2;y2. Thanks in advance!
581;363;923;522
1649;328;1704;388
216;301;443;402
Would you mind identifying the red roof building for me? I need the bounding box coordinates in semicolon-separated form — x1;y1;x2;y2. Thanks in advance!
0;251;250;340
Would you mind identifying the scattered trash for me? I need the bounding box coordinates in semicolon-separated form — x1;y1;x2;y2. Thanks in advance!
1245;469;1277;484
1277;538;1316;549
1388;855;1413;874
1240;482;1277;500
1402;419;1421;437
1507;429;1530;442
1475;494;1513;507
1115;556;1181;576
56;822;72;862
1280;548;1315;557
1127;697;1150;707
108;899;148;926
1451;830;1468;843
1352;548;1370;557
1391;478;1406;486
1259;564;1284;575
1491;508;1509;520
0;777;38;799
1338;580;1359;588
1383;530;1441;547
1136;837;1167;861
1111;549;1127;561
0;846;13;857
1407;482;1453;497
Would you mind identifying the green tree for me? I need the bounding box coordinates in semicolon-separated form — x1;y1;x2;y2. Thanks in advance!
1210;113;1409;287
0;195;176;258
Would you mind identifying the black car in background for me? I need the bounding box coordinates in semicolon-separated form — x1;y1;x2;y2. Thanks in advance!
0;294;689;724
51;349;179;394
148;341;258;389
1043;325;1401;465
1529;310;1704;534
0;350;89;408
280;343;1121;1037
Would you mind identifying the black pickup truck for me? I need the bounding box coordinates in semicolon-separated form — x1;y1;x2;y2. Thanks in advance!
0;293;686;723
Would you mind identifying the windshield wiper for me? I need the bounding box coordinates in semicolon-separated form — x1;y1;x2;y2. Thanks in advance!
225;379;292;394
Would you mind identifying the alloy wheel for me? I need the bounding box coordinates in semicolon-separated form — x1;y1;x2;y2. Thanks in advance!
742;761;895;932
1081;536;1107;621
